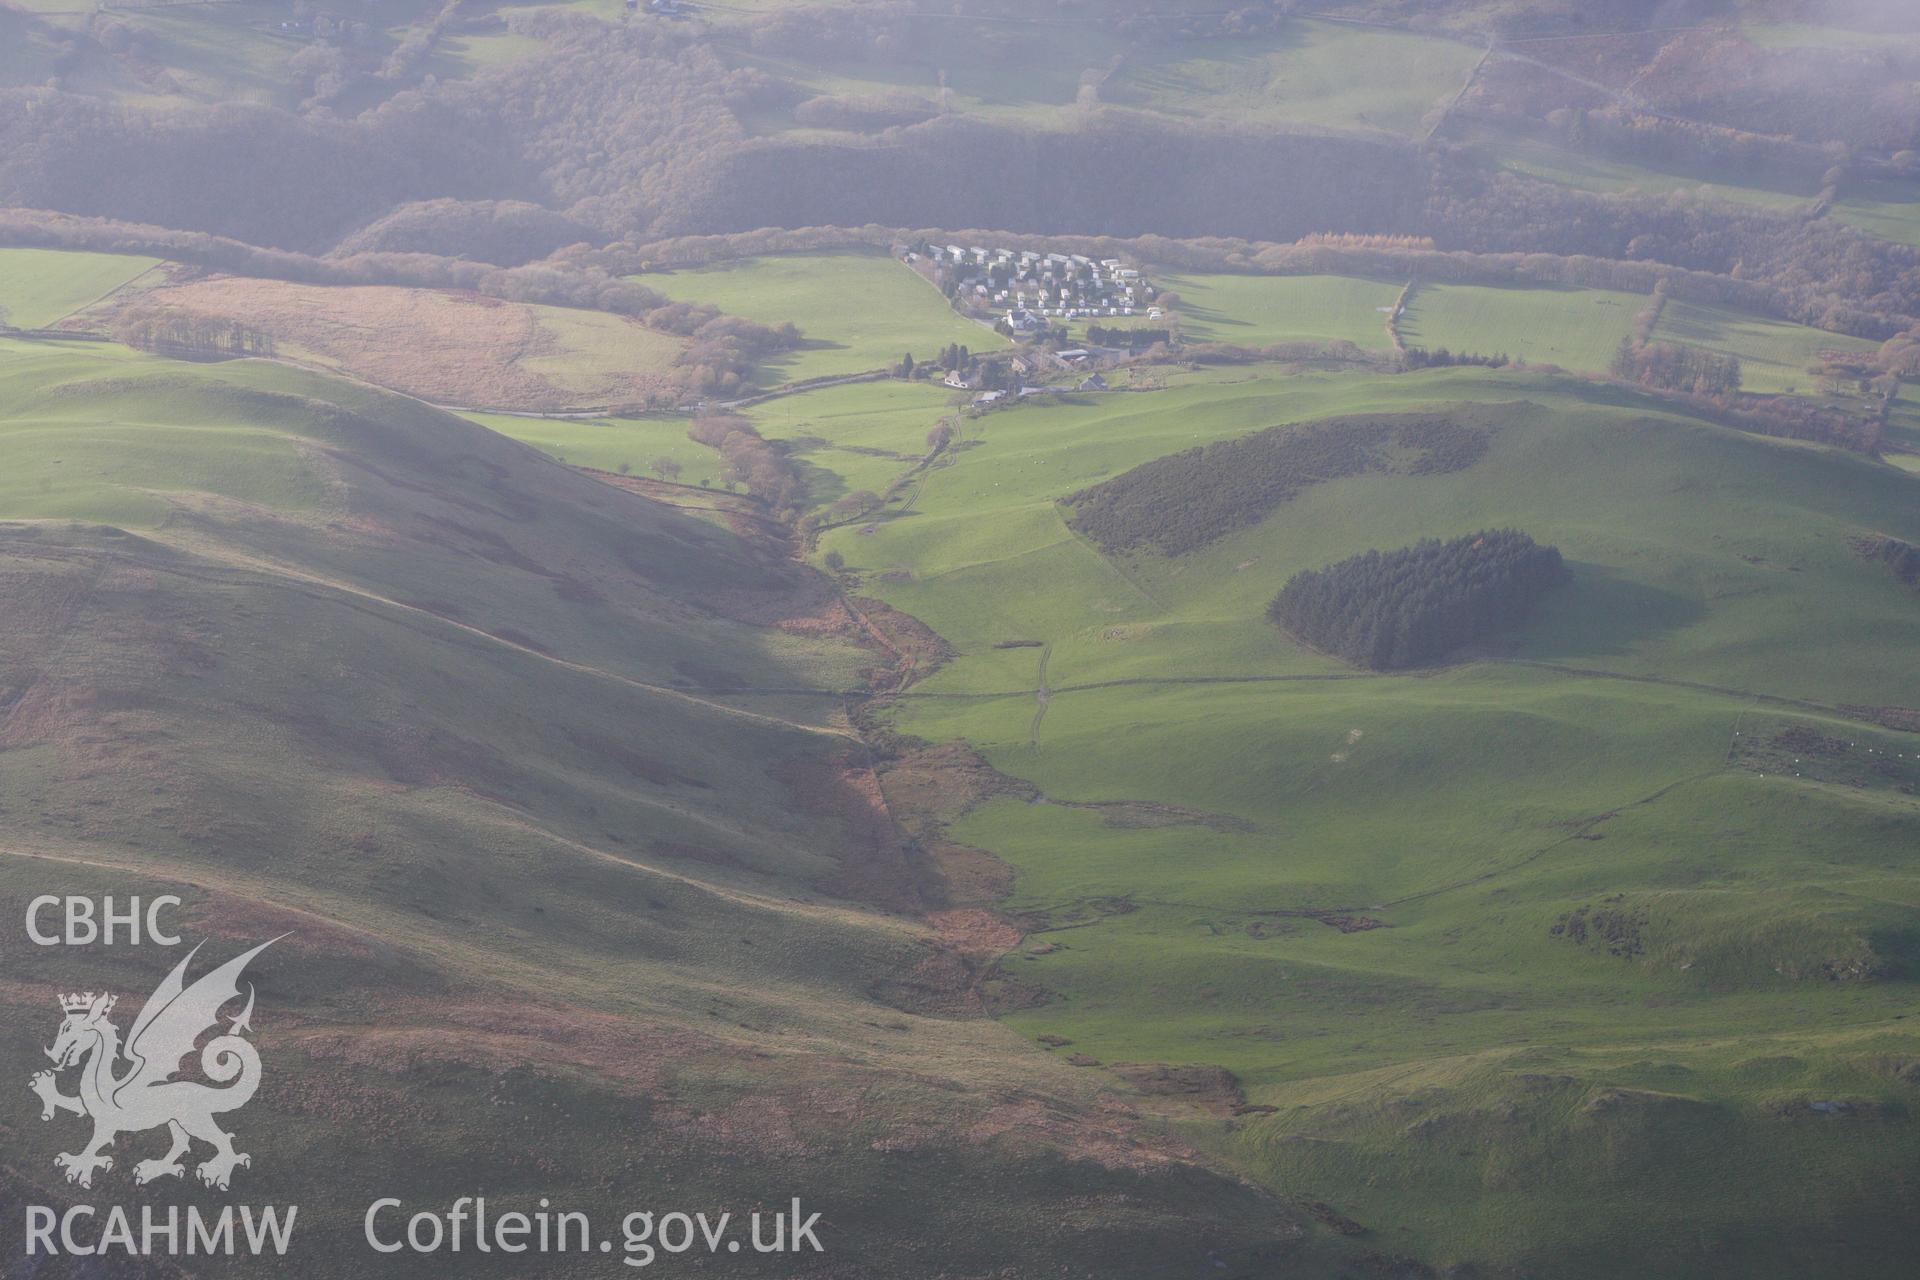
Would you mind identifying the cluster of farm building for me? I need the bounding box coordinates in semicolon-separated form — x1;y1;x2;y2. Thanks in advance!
904;242;1164;332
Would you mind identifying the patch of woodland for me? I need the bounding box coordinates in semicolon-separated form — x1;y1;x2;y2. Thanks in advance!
1267;528;1568;670
1066;410;1496;557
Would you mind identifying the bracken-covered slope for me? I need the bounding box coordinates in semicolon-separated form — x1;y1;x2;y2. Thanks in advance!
0;339;1346;1277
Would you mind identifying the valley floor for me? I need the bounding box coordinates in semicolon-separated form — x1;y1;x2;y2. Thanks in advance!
4;252;1919;1278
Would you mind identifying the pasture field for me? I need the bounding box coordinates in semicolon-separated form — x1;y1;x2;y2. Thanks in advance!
930;24;1130;125
1833;179;1920;249
1652;298;1883;395
1398;281;1644;371
827;367;1920;704
1464;127;1820;210
457;410;726;486
0;335;332;528
427;29;550;77
644;251;1000;384
517;301;689;400
95;274;687;410
1104;21;1482;136
0;335;867;693
717;12;1471;137
1134;272;1401;349
799;361;1920;1274
719;18;1117;134
7;0;497;110
747;378;959;512
0;246;159;328
103;4;319;107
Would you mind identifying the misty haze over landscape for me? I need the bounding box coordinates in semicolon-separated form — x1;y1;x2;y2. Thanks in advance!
1;0;1918;1276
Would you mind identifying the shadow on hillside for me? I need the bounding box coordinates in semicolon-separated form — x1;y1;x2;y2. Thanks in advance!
1517;562;1705;661
784;450;849;510
756;338;852;382
1491;375;1714;421
1652;305;1734;346
1179;301;1245;335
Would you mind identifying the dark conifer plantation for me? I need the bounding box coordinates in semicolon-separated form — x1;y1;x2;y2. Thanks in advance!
1269;530;1568;669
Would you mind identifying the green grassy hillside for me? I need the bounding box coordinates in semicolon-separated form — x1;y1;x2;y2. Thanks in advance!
461;381;960;510
1836;197;1920;248
1151;272;1401;349
718;13;1121;134
1105;21;1481;137
1460;126;1820;210
458;409;728;486
804;363;1920;1277
1652;299;1882;395
4;0;507;110
716;12;1470;140
0;336;1326;1275
0;247;158;328
1399;282;1643;371
643;252;999;384
749;379;958;512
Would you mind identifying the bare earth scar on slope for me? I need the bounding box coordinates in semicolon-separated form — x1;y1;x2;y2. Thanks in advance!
87;275;685;411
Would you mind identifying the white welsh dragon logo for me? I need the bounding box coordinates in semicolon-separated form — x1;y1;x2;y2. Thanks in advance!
29;938;280;1191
